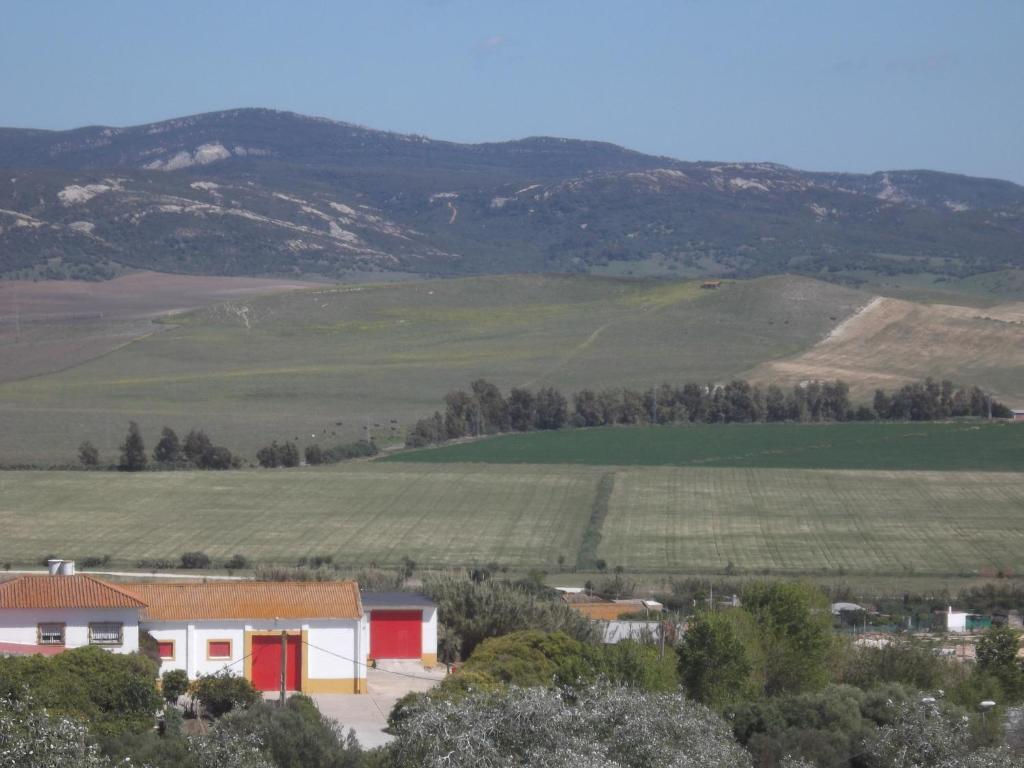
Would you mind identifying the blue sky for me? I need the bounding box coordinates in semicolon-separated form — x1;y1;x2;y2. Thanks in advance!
3;0;1022;182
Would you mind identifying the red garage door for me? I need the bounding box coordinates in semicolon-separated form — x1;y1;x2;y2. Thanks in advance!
370;610;422;659
251;634;302;692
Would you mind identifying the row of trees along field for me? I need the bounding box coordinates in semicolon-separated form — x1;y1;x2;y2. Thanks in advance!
79;424;240;472
77;423;377;471
406;377;1010;447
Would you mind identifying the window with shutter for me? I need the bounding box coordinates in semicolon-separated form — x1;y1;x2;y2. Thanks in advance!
207;639;231;659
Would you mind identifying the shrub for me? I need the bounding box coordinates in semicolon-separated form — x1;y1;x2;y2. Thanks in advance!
181;551;212;569
225;553;251;571
78;440;100;467
257;440;299;468
136;558;175;570
194;672;260;718
0;645;161;738
0;695;117;767
322;439;378;462
80;554;111;569
161;669;190;703
279;441;300;468
219;695;364;768
304;444;324;465
423;572;599;659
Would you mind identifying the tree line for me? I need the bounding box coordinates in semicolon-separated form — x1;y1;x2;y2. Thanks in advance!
77;423;378;471
79;423;240;472
406;376;1010;447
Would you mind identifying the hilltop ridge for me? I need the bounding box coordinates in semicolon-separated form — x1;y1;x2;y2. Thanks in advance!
1;108;1022;281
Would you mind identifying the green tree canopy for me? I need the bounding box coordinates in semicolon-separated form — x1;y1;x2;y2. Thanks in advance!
117;421;147;472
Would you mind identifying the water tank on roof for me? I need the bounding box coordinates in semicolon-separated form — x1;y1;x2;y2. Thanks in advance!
47;559;63;575
60;560;76;576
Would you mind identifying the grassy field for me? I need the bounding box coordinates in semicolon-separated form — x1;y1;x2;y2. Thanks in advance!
0;273;868;464
387;422;1024;471
599;467;1024;575
0;465;599;569
1;461;1022;583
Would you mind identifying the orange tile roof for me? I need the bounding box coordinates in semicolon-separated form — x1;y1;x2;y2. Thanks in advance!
130;581;363;621
0;575;147;609
571;600;651;621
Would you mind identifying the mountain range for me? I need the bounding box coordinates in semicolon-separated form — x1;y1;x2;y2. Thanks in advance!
1;108;1022;282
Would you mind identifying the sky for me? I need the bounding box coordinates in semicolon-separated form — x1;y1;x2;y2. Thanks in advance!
2;0;1023;183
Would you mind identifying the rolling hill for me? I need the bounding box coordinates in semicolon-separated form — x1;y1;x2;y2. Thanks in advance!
2;108;1023;282
0;273;1021;466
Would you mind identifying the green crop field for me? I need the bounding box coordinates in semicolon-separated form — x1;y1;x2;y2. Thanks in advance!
388;421;1024;471
1;461;1022;582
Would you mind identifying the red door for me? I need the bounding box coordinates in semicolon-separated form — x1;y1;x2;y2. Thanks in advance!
371;610;422;659
251;634;302;691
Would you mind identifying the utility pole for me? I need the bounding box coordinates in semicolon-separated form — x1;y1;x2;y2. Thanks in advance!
279;631;287;707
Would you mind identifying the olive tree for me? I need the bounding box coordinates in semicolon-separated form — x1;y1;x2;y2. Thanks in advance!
387;682;754;767
868;701;1024;768
0;696;114;768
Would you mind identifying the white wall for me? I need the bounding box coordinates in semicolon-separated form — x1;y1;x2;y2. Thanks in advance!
307;620;363;681
422;607;437;655
947;612;968;633
144;617;368;683
145;621;247;678
0;608;140;653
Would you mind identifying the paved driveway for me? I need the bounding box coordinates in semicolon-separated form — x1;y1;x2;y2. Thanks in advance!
312;661;447;749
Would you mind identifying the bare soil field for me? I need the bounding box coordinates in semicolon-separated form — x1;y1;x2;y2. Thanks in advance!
0;272;319;382
747;296;1024;403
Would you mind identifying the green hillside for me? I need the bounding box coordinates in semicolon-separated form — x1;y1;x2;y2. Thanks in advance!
0;274;866;464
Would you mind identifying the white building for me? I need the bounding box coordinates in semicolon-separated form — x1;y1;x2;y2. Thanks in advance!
0;567;438;694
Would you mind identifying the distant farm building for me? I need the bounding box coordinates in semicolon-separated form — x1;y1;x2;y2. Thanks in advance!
1012;409;1024;422
936;606;991;633
701;280;722;289
561;594;663;621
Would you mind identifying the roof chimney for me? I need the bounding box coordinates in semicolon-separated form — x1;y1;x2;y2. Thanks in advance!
47;559;63;576
60;560;76;576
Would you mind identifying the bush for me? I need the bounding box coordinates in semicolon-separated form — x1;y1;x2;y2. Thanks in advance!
322;439;378;463
194;672;260;718
181;551;212;569
304;444;324;465
0;645;161;738
219;695;364;768
257;440;299;468
225;553;251;571
423;572;599;659
136;558;175;570
161;669;190;703
78;440;100;467
80;554;111;569
0;695;116;767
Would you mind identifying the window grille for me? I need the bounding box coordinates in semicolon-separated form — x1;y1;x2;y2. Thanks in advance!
38;623;64;645
89;622;123;645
